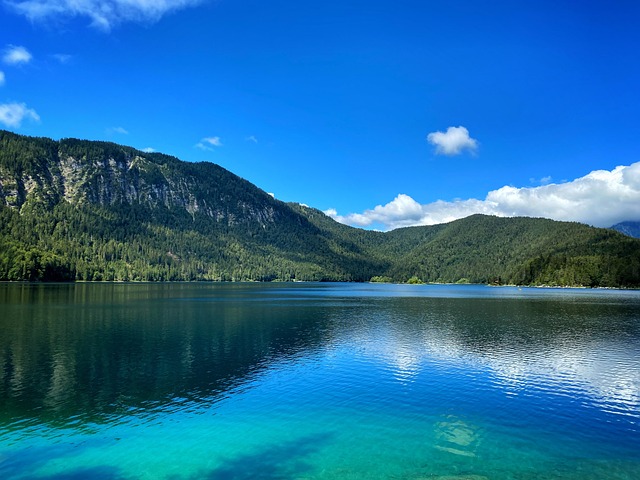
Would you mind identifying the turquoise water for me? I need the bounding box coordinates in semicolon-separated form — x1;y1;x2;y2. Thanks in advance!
1;283;639;479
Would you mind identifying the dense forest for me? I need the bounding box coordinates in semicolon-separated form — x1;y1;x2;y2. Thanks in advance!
1;130;639;287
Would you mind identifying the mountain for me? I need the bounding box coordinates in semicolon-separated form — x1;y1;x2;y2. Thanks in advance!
296;205;640;287
0;130;382;282
611;221;640;239
1;130;639;287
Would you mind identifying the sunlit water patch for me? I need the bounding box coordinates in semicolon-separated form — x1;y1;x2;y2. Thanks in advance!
1;283;639;479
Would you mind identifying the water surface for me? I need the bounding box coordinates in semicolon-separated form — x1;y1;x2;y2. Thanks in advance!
1;283;639;479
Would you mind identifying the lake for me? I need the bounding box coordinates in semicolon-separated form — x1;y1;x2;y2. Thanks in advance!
1;282;639;479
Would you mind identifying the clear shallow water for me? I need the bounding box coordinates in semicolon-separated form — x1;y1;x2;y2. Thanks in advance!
0;282;639;479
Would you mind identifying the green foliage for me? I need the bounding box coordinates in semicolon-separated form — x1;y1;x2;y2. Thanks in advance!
377;215;640;288
1;130;639;288
370;276;393;283
406;276;424;284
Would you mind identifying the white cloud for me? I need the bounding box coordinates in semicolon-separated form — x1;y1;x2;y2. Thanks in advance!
0;102;40;127
246;135;258;143
327;194;426;229
141;147;156;153
108;126;129;135
195;136;222;151
6;0;204;30
203;136;222;146
530;176;553;186
0;71;5;86
427;126;478;156
325;162;640;230
2;45;32;65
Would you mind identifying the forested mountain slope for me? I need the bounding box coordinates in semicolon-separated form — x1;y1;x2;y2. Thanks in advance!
385;215;640;286
0;130;380;282
294;205;640;287
1;130;639;287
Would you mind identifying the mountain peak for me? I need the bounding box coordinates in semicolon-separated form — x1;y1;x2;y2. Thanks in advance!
611;221;640;239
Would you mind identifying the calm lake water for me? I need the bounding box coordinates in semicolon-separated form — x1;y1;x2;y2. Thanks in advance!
1;282;639;479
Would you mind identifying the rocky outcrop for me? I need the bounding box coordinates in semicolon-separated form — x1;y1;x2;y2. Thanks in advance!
0;132;282;228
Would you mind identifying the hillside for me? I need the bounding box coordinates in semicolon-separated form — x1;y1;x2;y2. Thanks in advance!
1;130;639;287
295;204;640;287
386;215;640;287
0;130;380;282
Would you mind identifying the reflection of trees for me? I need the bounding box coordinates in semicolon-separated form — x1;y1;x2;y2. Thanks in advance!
0;284;330;427
2;284;638;429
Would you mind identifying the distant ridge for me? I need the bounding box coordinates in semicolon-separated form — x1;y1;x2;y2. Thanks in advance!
1;130;639;287
611;221;640;239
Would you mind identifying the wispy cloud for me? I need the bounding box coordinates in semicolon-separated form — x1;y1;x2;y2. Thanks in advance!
530;175;553;186
0;102;40;128
246;135;258;144
427;126;478;156
51;53;72;64
326;162;640;230
195;136;223;151
2;45;32;65
0;71;5;86
107;126;129;135
6;0;205;31
141;147;156;153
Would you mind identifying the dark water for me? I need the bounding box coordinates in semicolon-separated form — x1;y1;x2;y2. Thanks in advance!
1;282;639;479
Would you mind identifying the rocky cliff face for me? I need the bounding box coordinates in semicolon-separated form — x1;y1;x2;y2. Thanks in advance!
0;132;280;228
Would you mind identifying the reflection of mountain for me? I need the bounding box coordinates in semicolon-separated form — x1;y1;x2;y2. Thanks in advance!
1;284;639;429
0;284;331;426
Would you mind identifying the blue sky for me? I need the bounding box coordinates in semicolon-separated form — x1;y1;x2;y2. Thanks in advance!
2;0;640;230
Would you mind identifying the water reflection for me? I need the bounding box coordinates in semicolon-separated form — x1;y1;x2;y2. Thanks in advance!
328;295;640;419
0;283;331;426
1;283;639;431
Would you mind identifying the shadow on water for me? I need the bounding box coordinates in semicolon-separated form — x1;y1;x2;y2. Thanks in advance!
29;466;125;480
0;438;123;480
173;432;334;480
0;432;334;480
